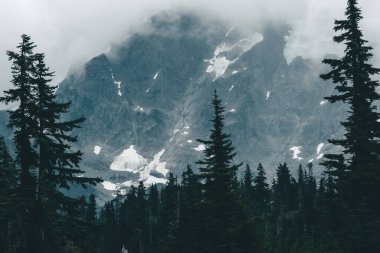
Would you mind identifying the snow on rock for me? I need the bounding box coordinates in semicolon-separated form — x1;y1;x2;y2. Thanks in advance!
193;144;206;152
184;125;190;130
134;105;144;112
206;56;236;80
266;91;271;100
205;33;263;80
182;131;189;135
320;100;327;105
94;146;102;155
120;180;133;187
110;69;122;96
144;175;168;186
102;181;118;191
225;27;235;37
308;159;314;163
153;71;159;80
316;143;324;154
110;145;147;172
173;129;180;134
316;153;324;160
139;149;168;186
290;146;303;161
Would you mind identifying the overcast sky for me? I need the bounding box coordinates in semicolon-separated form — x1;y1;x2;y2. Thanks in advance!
0;0;379;102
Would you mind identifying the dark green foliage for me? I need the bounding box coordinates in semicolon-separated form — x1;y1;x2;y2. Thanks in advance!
320;0;380;251
196;90;247;253
0;35;102;252
320;0;380;211
0;136;18;252
253;163;270;214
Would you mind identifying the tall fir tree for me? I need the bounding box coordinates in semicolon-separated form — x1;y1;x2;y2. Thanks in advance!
320;0;380;212
0;34;40;252
320;1;380;251
0;136;18;252
177;164;202;253
253;163;270;214
196;90;248;253
1;35;102;252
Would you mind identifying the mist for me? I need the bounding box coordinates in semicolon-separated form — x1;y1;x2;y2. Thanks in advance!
1;0;380;105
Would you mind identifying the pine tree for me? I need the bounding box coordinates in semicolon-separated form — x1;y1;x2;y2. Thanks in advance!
147;184;160;253
320;1;380;251
159;173;179;253
86;194;97;224
253;163;270;214
0;136;18;252
177;164;202;253
1;35;102;252
196;90;247;253
242;164;254;211
0;34;40;252
320;0;380;212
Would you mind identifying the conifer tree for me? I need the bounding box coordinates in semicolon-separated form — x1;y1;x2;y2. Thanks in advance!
0;34;40;252
0;136;18;252
320;0;380;212
86;194;97;224
177;165;202;253
196;90;247;253
147;184;160;252
253;163;270;214
242;164;254;211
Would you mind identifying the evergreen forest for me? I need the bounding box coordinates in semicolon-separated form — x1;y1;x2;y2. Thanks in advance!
0;1;379;252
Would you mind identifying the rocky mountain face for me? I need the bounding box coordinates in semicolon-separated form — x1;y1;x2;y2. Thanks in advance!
0;14;345;202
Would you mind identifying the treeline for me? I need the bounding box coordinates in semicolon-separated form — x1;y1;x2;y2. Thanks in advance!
95;161;341;253
1;0;380;252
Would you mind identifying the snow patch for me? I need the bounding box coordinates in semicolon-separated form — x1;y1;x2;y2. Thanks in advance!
110;145;147;172
153;71;159;80
193;144;206;152
173;129;180;134
266;91;271;100
308;159;314;163
94;146;102;155
232;70;238;75
225;27;234;37
290;146;303;161
102;181;118;191
187;140;193;143
184;126;190;129
317;153;324;160
110;69;122;96
229;109;236;112
182;131;189;135
316;143;324;154
205;33;263;80
206;56;236;80
134;105;144;112
139;149;168;186
229;85;234;91
320;100;327;105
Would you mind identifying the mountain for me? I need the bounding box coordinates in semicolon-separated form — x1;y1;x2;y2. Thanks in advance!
0;14;345;201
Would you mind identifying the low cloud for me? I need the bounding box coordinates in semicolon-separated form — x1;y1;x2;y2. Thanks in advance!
0;0;379;104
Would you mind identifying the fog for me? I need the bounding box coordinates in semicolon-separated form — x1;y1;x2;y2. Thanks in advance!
0;0;379;104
